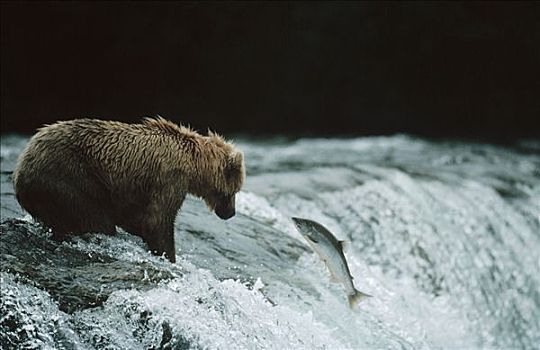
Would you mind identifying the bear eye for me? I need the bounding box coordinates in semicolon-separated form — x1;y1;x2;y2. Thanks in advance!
213;191;229;200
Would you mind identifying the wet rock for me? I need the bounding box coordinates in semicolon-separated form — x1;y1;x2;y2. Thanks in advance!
0;219;175;313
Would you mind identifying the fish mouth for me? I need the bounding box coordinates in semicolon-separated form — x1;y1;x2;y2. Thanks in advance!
291;217;303;229
291;217;310;228
291;217;303;224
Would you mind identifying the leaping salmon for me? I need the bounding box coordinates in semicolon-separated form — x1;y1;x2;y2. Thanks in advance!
292;217;372;308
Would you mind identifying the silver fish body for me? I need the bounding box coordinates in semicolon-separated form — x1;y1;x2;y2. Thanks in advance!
292;217;371;308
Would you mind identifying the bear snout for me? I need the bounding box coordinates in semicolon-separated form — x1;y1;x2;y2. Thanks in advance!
216;206;235;220
213;194;236;220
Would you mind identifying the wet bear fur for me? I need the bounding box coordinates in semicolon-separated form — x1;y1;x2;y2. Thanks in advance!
12;117;245;262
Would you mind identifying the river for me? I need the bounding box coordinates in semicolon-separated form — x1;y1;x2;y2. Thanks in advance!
1;134;539;349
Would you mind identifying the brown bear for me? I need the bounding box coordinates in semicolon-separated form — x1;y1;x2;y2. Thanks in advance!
12;117;245;262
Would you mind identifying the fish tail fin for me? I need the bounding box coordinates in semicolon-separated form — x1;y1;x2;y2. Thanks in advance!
348;289;372;308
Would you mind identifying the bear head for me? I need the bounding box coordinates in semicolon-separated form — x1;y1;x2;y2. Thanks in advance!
199;132;245;220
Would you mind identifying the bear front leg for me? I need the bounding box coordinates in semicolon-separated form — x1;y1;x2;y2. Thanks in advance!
145;222;176;263
117;189;182;263
120;208;177;263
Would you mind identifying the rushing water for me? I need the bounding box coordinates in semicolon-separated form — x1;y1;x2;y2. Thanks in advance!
1;134;539;350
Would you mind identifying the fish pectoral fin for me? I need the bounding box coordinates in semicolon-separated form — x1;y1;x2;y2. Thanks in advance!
322;260;341;283
328;272;341;283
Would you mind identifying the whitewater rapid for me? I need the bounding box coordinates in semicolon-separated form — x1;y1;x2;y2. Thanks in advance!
1;134;539;349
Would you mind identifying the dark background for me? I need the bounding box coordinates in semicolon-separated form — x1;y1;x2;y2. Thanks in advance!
1;1;539;139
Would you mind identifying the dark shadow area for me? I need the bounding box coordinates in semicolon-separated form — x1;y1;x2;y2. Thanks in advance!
1;2;539;140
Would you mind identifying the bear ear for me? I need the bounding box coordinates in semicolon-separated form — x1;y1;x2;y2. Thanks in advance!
229;151;243;167
225;151;244;181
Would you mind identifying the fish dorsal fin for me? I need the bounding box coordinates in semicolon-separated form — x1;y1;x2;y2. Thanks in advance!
339;240;350;252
